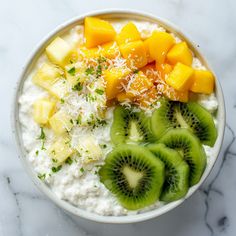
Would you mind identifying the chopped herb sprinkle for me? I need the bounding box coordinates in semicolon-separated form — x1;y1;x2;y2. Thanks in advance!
85;67;94;75
52;158;57;163
80;167;85;173
60;98;65;104
35;150;39;156
96;64;102;78
72;82;83;92
67;67;76;76
38;127;46;150
52;165;62;173
65;157;73;165
95;89;104;95
38;173;46;180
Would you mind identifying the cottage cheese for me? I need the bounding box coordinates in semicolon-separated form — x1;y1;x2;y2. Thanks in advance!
18;20;218;216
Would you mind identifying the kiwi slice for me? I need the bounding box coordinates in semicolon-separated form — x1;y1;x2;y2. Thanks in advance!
159;128;206;186
111;106;155;145
148;143;189;202
151;98;217;146
99;144;165;210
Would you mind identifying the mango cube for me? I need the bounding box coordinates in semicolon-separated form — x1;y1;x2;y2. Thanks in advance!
143;38;154;63
48;136;74;164
84;17;116;48
116;22;141;45
33;63;60;89
49;110;73;135
33;99;55;125
190;70;215;94
167;42;193;66
47;79;69;99
103;67;131;100
120;40;147;69
127;71;153;96
148;31;175;64
46;37;76;67
165;63;194;91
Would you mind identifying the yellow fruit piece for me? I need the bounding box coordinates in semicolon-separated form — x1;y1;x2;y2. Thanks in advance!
33;63;60;89
117;92;134;102
136;86;158;108
48;136;74;164
140;63;159;84
33;99;55;125
165;63;194;91
143;38;154;63
120;40;147;69
148;31;175;64
116;22;141;45
101;41;120;59
84;17;116;48
49;110;73;135
46;37;77;67
127;71;153;96
156;63;173;81
103;67;131;100
47;79;69;99
167;42;193;66
190;70;215;94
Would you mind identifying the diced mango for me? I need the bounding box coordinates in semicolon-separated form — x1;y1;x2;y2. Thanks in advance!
103;67;131;100
116;22;141;45
47;79;69;99
127;71;153;97
165;63;194;91
33;63;60;89
167;42;193;66
190;70;215;94
148;31;175;64
49;110;73;135
46;37;77;67
156;63;173;81
143;38;155;63
117;92;134;102
33;99;55;125
136;86;158;108
48;136;74;164
140;63;159;84
76;135;102;164
84;17;116;48
120;40;147;69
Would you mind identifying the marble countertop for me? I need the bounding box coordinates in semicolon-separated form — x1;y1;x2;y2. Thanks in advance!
0;0;235;235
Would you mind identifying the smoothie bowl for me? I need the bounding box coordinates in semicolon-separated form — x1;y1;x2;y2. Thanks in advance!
13;10;225;223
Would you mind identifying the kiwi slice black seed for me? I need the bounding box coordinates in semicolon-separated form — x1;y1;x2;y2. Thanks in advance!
99;144;165;210
151;98;217;146
148;143;189;202
159;128;206;186
111;106;155;145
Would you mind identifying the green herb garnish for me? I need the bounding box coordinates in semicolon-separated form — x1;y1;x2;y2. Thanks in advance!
96;64;102;78
38;173;46;180
68;67;76;76
35;150;39;156
38;127;46;150
72;82;83;92
52;158;57;163
52;165;62;173
98;56;107;64
80;167;85;173
133;69;139;74
60;98;65;104
85;67;94;75
95;89;104;95
65;157;73;165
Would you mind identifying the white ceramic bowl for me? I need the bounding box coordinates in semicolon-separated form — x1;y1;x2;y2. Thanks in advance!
12;9;226;224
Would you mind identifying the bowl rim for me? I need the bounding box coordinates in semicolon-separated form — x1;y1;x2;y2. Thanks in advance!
12;9;226;224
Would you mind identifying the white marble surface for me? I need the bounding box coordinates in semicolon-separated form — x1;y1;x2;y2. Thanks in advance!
0;0;235;235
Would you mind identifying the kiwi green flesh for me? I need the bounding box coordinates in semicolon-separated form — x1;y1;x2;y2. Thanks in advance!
151;99;217;147
111;106;155;145
148;143;189;202
159;129;207;186
99;144;165;210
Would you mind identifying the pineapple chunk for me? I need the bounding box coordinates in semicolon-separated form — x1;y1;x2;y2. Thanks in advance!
167;42;193;66
48;136;74;164
103;67;131;100
84;17;116;48
127;71;153;97
77;135;102;164
49;110;73;135
148;31;175;64
46;37;76;67
33;99;55;125
120;40;147;69
116;22;141;45
47;79;69;99
190;70;215;94
165;63;194;91
33;63;60;89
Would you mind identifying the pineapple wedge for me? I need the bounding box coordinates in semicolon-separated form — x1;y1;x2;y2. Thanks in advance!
33;99;55;125
76;135;102;164
46;37;77;67
33;63;60;90
49;110;73;135
48;136;74;164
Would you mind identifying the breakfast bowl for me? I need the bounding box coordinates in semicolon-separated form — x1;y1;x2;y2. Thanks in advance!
12;9;225;223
